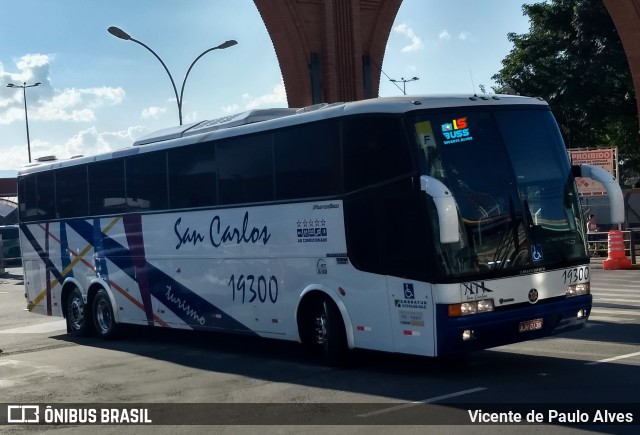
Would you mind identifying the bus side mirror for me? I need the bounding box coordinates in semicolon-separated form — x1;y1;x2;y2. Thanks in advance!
420;175;460;243
572;164;625;224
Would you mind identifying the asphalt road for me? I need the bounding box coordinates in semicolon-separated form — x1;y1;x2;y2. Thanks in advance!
0;264;638;435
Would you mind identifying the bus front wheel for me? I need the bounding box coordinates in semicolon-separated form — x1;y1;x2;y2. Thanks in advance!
311;298;348;366
66;287;93;337
93;288;119;339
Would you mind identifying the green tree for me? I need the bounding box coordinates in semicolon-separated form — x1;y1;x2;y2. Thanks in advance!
492;0;639;186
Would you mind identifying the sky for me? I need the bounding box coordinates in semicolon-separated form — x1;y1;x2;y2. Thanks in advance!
0;0;534;175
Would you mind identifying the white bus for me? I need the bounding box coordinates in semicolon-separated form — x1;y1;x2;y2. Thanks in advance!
18;95;624;364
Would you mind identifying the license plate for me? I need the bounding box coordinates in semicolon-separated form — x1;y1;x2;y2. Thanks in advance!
519;318;543;333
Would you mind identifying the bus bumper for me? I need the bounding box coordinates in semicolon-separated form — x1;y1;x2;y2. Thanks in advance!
435;295;592;356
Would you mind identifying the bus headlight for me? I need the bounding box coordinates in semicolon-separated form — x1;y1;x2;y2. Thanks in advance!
448;299;494;317
565;282;590;297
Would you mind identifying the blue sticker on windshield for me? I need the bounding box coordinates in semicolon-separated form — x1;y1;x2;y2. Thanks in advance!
531;244;543;262
440;117;473;144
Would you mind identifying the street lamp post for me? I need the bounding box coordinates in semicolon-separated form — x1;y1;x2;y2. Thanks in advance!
389;76;419;95
108;26;237;125
7;81;41;163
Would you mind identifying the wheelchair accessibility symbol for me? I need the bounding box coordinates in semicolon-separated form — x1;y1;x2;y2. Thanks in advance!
531;244;543;262
403;283;415;299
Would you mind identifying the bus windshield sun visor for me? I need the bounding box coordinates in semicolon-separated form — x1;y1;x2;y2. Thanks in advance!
420;175;460;243
573;164;625;224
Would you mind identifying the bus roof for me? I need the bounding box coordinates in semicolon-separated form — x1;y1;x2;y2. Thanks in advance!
134;94;545;145
133;107;300;146
18;94;547;175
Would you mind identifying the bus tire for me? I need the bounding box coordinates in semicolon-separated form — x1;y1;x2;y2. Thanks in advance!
313;297;348;366
93;288;119;340
66;287;93;337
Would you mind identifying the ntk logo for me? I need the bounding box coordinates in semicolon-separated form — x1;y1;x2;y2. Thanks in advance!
462;281;494;300
441;117;470;140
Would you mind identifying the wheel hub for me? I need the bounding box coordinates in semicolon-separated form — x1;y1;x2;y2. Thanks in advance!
315;314;327;345
95;299;111;333
69;298;84;327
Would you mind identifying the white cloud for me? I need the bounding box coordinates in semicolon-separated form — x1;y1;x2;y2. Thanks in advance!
1;54;125;124
82;87;125;107
1;87;125;124
36;126;145;161
221;103;240;113
242;82;287;110
0;125;148;170
1;144;38;170
394;23;423;52
141;106;167;119
458;32;470;41
16;54;50;70
6;53;52;85
438;30;452;41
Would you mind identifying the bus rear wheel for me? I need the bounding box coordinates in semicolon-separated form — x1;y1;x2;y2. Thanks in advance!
311;298;348;366
93;289;119;339
66;287;93;337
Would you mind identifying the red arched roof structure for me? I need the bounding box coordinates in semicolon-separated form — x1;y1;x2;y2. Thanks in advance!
603;0;640;133
253;0;402;107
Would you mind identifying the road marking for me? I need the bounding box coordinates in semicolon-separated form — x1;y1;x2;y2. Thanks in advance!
586;351;640;366
592;308;640;316
594;298;640;304
0;319;66;334
357;387;487;418
588;315;635;323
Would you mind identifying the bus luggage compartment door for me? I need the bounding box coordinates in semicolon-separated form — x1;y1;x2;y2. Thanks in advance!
24;260;47;315
387;277;435;356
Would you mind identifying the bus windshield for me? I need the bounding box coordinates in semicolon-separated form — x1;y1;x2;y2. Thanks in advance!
411;107;587;279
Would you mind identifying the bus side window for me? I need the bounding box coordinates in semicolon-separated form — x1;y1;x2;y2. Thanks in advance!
274;120;341;200
342;116;421;278
56;165;89;219
19;173;56;221
168;142;217;209
36;172;56;220
342;116;412;192
18;176;37;221
88;159;126;215
125;152;168;211
218;133;275;205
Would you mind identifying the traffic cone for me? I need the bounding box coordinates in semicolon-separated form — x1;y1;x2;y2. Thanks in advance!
603;230;632;270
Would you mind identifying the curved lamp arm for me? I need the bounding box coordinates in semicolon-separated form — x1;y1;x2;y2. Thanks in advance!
179;40;237;121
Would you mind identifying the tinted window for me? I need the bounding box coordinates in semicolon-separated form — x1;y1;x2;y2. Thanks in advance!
19;174;55;222
274;120;341;199
89;159;126;215
126;152;168;211
18;176;37;222
496;110;569;182
218;134;274;205
36;172;56;220
56;165;88;218
343;116;413;191
168;142;217;209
